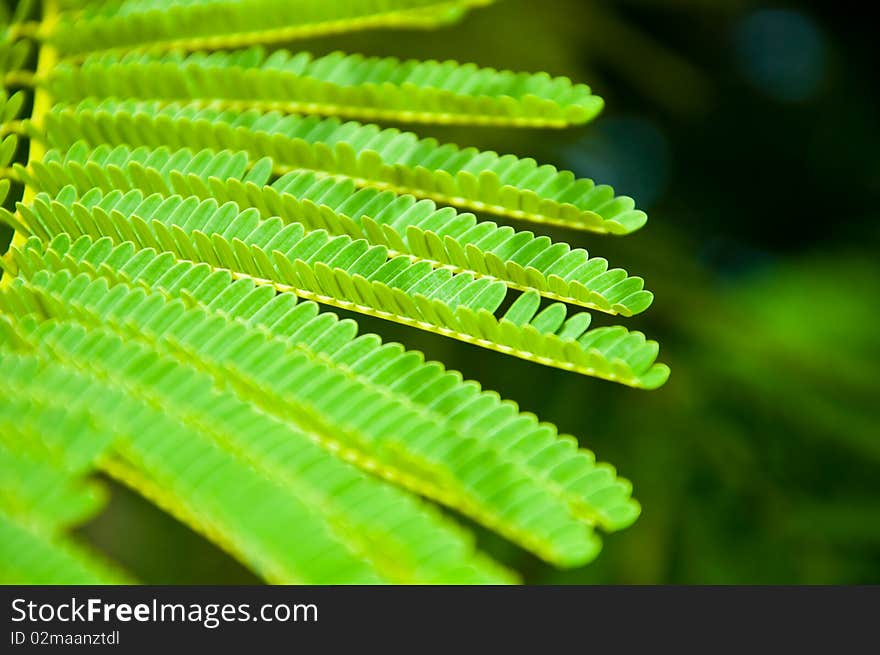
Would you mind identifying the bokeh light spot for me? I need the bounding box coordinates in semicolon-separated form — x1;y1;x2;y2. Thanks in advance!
734;9;827;102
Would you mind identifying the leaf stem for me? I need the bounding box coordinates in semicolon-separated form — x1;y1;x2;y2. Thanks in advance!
2;0;58;287
4;21;45;41
22;1;58;170
2;71;37;88
0;121;25;137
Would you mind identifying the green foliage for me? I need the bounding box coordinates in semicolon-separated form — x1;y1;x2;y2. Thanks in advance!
51;1;497;55
0;370;130;583
48;47;604;126
18;143;653;313
5;188;666;387
1;0;665;583
38;99;647;233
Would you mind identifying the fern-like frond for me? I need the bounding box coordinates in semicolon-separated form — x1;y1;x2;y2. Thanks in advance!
4;192;668;388
0;327;516;582
50;1;496;57
5;233;637;556
1;0;666;583
0;510;130;583
37;99;647;234
0;378;131;584
46;47;603;127
15;142;653;315
3;235;644;561
0;401;108;533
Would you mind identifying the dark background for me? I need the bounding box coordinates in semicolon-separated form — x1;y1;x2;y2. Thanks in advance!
27;0;878;584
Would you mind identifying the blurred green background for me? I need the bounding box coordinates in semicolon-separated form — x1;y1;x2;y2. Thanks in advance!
59;0;880;584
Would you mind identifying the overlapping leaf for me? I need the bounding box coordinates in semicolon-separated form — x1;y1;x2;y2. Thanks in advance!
2;237;643;566
50;0;496;56
0;0;665;584
0;368;131;584
16;142;654;315
1;311;517;582
48;47;603;127
38;99;647;233
4;188;669;388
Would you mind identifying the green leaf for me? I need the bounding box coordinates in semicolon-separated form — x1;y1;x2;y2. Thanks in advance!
0;0;663;583
50;0;497;56
40;99;648;234
8;194;668;388
2;244;645;565
48;47;603;127
18;146;653;314
0;329;515;582
0;509;131;584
